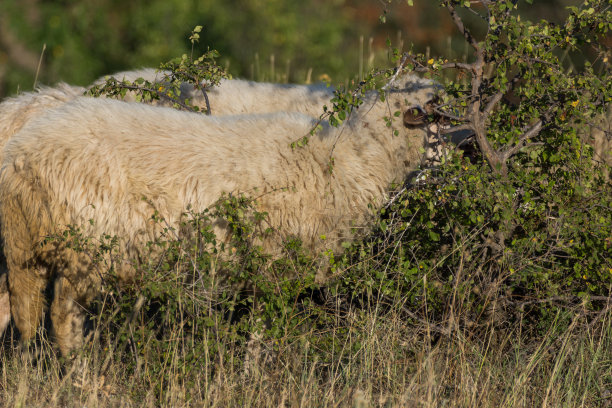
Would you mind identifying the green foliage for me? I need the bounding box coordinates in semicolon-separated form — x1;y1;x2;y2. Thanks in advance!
88;26;229;114
49;194;321;393
325;0;611;328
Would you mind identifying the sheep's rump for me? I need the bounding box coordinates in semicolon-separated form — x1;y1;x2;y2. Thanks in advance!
0;84;86;331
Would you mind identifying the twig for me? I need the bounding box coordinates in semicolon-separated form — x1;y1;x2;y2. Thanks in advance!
433;108;470;123
33;43;46;89
407;54;473;72
200;86;212;115
483;91;504;116
446;2;481;54
382;53;410;90
166;70;213;115
101;82;197;113
501;120;543;160
440;123;474;135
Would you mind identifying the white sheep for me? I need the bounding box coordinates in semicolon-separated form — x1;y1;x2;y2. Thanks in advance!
0;75;438;356
0;72;338;334
0;70;335;157
93;68;335;117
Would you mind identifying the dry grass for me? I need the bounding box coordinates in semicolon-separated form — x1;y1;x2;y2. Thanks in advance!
1;294;609;407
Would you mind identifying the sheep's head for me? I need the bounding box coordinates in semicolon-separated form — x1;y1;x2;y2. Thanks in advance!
386;74;441;120
384;75;446;133
386;75;475;165
402;97;448;128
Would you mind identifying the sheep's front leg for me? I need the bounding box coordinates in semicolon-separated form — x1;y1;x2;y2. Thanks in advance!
51;276;85;357
9;265;49;342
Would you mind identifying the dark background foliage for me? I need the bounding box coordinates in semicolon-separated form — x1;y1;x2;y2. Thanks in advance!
0;0;582;97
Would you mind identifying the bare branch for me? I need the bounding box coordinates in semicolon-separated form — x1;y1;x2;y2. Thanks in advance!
199;86;212;115
433;108;470;123
407;54;473;72
520;142;545;150
501;120;544;160
483;91;504;116
383;53;410;90
468;57;500;173
410;62;475;72
446;2;481;54
503;142;545;160
440;124;474;135
472;114;505;174
457;0;494;172
517;120;544;144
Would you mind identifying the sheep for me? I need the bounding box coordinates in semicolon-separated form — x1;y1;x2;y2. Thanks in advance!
97;69;458;166
0;67;333;153
0;70;334;163
0;70;336;156
0;75;438;356
0;71;338;334
93;68;335;117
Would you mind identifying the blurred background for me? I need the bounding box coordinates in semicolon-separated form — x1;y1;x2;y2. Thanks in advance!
0;0;580;98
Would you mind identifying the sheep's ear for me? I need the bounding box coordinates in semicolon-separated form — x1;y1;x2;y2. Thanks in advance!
424;100;437;116
403;107;427;127
404;98;450;128
424;98;451;126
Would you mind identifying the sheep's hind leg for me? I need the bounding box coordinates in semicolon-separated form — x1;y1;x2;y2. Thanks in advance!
9;265;49;342
51;276;86;357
